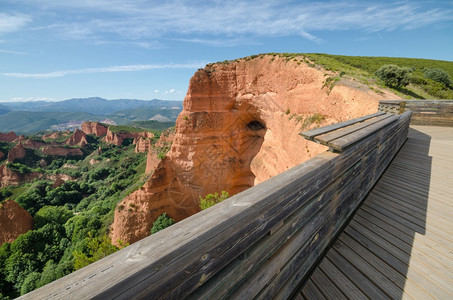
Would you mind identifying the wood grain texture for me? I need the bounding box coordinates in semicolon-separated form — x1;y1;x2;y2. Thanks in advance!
298;125;453;300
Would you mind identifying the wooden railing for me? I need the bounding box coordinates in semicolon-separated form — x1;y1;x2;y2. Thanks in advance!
379;100;453;126
21;111;412;300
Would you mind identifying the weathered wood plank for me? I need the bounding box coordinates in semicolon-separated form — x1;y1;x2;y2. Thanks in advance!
314;113;394;146
310;268;347;300
327;114;399;151
300;279;325;299
300;111;385;140
318;256;368;299
338;233;432;299
327;249;390;299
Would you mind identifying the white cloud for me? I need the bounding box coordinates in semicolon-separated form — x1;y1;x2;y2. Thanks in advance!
1;97;56;102
0;13;31;33
1;63;206;79
4;1;453;44
154;89;159;93
0;49;28;55
164;89;176;94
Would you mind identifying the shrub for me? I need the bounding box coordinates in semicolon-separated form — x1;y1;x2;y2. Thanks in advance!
151;213;175;234
375;64;412;88
424;68;451;87
199;191;229;210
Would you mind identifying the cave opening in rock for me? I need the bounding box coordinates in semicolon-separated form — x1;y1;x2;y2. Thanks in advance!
247;120;265;130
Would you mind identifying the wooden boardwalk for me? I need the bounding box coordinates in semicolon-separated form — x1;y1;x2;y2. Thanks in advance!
297;125;453;299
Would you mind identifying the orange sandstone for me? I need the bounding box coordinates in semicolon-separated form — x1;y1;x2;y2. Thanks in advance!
111;55;401;245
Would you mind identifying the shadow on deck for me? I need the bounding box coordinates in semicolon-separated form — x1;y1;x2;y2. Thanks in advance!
298;126;453;299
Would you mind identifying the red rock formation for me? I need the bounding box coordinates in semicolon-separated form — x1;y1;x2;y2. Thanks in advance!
13;135;26;143
145;152;160;174
111;55;401;245
0;132;18;142
134;137;151;153
103;129;123;146
41;146;83;156
0;200;33;245
43;132;62;140
21;139;46;149
0;151;4;160
0;165;41;187
81;121;108;137
104;128;154;147
7;142;26;163
65;129;88;147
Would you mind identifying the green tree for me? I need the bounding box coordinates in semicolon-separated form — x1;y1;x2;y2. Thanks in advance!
20;272;40;295
34;206;73;229
150;213;175;234
375;64;412;88
199;191;229;210
73;235;118;270
424;68;452;87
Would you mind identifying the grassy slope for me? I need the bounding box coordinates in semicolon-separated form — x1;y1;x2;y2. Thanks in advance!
232;53;453;99
301;53;453;99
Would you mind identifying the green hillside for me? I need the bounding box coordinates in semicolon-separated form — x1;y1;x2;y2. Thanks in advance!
300;53;453;99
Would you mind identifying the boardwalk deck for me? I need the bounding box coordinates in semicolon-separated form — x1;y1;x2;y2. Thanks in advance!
298;125;453;299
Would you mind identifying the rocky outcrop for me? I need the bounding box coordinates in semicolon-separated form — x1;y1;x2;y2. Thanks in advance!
104;129;155;147
21;139;46;149
111;55;401;245
0;132;18;142
7;142;26;163
0;165;41;187
0;200;33;245
145;152;160;174
0;151;4;160
134;137;151;153
65;129;88;147
103;129;123;146
81;121;108;137
41;146;83;157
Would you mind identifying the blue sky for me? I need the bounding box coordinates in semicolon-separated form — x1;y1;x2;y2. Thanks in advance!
0;0;452;102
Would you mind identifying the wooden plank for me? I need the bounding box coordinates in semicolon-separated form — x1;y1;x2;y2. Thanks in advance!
300;111;385;140
348;222;453;299
332;240;403;299
328;114;399;151
338;233;432;299
264;129;408;299
300;279;326;300
310;268;347;300
327;249;390;299
356;209;453;266
351;216;453;289
314;113;394;146
318;255;368;299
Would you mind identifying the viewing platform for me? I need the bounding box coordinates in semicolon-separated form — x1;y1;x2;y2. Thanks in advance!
21;100;452;299
298;125;453;299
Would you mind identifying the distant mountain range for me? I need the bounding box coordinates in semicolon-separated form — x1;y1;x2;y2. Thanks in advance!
0;97;183;134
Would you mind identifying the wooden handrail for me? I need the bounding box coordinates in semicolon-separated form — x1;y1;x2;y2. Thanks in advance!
20;111;412;300
379;100;453;126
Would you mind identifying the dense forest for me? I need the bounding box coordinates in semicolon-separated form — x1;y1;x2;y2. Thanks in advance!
0;124;174;298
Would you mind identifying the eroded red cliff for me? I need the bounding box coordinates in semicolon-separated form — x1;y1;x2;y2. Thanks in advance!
81;122;108;137
111;55;401;245
0;200;33;245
